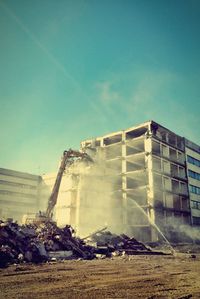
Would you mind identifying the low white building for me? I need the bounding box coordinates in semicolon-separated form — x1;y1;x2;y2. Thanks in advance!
0;168;41;222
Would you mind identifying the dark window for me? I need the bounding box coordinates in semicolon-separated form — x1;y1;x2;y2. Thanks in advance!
187;155;200;167
172;180;179;193
191;200;200;210
173;195;181;209
193;217;200;225
169;148;177;161
181;197;189;210
188;170;200;181
189;185;200;195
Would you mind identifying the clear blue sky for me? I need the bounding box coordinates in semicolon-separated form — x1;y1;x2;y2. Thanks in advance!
0;0;200;174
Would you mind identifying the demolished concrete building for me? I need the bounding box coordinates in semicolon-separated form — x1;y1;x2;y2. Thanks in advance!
1;120;200;242
66;120;200;241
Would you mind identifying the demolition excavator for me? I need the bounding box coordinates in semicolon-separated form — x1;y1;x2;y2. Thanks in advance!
45;149;92;219
24;149;92;224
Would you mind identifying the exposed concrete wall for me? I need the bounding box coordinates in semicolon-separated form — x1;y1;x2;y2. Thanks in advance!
79;121;191;242
79;123;153;241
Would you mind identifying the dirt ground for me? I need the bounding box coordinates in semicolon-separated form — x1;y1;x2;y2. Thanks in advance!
0;253;200;299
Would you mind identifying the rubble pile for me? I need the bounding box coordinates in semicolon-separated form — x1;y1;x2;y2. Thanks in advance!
0;220;165;268
0;220;94;268
87;230;153;255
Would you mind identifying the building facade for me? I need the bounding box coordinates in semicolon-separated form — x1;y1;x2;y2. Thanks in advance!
0;168;41;222
185;139;200;226
80;121;193;241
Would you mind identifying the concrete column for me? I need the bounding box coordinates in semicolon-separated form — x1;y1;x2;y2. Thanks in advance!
100;137;104;147
74;174;82;235
144;135;158;241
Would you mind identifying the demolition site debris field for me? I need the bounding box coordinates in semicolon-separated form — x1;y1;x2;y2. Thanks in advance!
0;255;200;299
1;220;200;298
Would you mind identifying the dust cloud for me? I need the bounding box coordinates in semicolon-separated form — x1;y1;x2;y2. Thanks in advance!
163;216;200;243
68;146;124;237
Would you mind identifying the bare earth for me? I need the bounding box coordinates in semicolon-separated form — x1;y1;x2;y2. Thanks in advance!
0;254;200;299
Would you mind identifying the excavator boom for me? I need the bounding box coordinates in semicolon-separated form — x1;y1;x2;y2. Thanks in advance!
45;149;91;218
23;149;91;225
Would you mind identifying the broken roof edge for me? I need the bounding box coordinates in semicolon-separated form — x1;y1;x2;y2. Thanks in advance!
150;120;183;139
81;120;152;145
80;119;200;149
150;121;200;151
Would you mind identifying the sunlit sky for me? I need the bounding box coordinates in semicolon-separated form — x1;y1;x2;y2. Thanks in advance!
0;0;200;175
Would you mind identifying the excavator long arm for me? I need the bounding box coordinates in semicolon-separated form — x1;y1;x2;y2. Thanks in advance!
45;149;91;218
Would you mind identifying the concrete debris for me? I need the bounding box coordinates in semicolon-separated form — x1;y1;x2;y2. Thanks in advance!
86;230;155;255
0;220;165;268
48;250;73;259
0;220;94;267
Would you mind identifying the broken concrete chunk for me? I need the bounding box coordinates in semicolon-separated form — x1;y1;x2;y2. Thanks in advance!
48;250;73;259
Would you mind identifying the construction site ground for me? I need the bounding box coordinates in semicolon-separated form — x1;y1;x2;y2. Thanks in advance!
0;253;200;299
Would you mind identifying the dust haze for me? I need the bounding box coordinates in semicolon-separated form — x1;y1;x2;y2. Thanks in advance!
67;146;124;237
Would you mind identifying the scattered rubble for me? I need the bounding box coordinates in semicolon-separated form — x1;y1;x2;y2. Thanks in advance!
0;220;166;268
0;220;94;267
85;230;166;256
